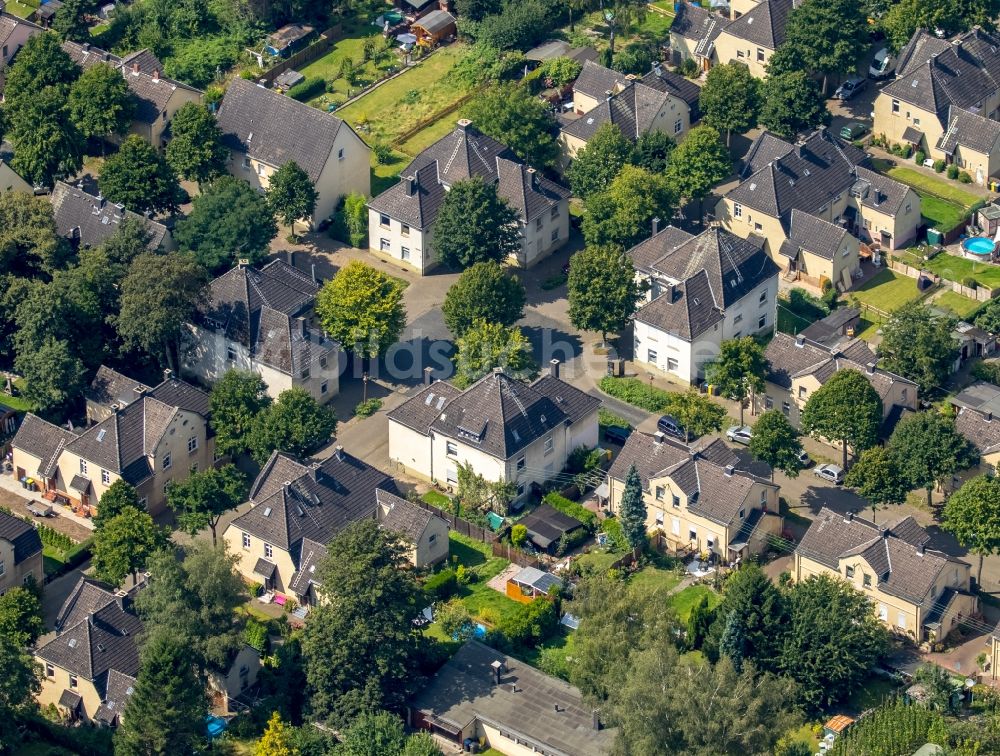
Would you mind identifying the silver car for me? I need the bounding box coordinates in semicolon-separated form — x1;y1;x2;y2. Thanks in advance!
726;425;753;445
814;463;845;484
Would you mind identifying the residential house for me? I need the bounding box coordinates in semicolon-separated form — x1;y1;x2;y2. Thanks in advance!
606;431;782;562
505;565;562;603
387;366;600;504
61;41;203;149
559;62;701;163
795;507;977;643
11;370;215;517
630;224;780;384
718;129;921;284
223;448;399;596
207;644;262;713
758;331;918;434
0;10;42;91
569;60;628;115
367;120;570;272
216;77;371;224
669;1;730;71
408;639;616;755
0;160;31;192
714;0;794;79
183;260;340;403
873;28;1000;184
50;181;171;252
954;406;1000;479
516;503;586;554
84;366;152;425
0;508;42;595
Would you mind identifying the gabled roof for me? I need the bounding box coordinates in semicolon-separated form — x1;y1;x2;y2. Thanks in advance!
50;181;168;251
517;504;584;549
55;576;118;632
634;268;724;340
85;366;151;412
671;1;730;55
936;104;1000;155
367;162;447;230
287;537;326;596
376;489;444;543
786;209;850;260
412;9;455;34
148;374;211;419
229;449;395;552
217;78;351;182
723;0;793;49
796;507;964;605
386;382;463;434
572;60;628;101
955;406;1000;456
640;65;702;109
0;12;41;54
496;158;570;223
406;121;513;187
561;80;670;142
0;509;42;566
12;414;79;477
740;131;795;179
94;669;136;725
628;225;695;273
895;29;953;78
529;374;602;425
851;167;914;217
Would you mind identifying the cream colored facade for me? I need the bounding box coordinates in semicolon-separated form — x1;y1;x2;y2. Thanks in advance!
37;665;103;721
207;644;260;710
407;515;449;568
225;523;299;594
138;82;202;149
714;30;773;79
0;535;42;595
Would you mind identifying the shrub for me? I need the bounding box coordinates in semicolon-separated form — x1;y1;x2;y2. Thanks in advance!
511;523;528;546
598;376;674;413
679;57;700;78
598;408;631;430
962;276;978;289
425;568;458;599
933;159;946;173
600;516;629;552
612;42;655;75
543;492;598;529
914;150;926;165
495;598;558;648
537;56;582;87
243;618;269;653
288;76;326;102
947;163;960;180
889;143;902;156
354;398;383;418
566;445;605;474
972;360;1000;384
959;171;973;183
900;143;912;159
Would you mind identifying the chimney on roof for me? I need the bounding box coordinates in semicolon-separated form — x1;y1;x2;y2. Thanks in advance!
795;334;805;347
845;510;854;522
654;431;666;444
724;464;735;477
334;445;344;461
592;710;601;731
407;175;418;196
131;62;139;75
152;69;160;82
162;368;173;382
311;263;317;283
526;167;538;189
424;366;433;386
652;216;660;236
917;542;925;556
490;659;504;685
282;480;292;495
866;361;876;375
286;250;295;267
82;42;90;52
457;118;471;132
653;60;662;75
880;525;889;540
309;461;321;482
549;359;560;379
987;411;993;422
297;316;308;339
605;89;613;102
493;366;504;375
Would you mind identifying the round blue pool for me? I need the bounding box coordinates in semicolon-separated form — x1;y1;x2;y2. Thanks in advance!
963;236;996;257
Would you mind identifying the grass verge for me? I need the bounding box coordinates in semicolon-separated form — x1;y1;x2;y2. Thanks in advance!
667;584;721;622
872;159;981;207
849;268;922;313
922;252;1000;289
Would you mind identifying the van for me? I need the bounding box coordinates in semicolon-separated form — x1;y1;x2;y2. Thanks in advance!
869;48;895;79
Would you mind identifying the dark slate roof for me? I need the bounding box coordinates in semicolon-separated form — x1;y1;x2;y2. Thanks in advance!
217;78;350;182
55;577;117;632
50;181;168;251
406;122;513;187
94;669;135;725
367;162;446;230
671;1;729;49
851;167;914;217
253;557;277;579
198;260;334;377
640;65;702;110
12;414;79;477
496;158;570;223
561;81;670;142
895;29;952;78
85;366;151;411
787;209;849;260
937;105;1000;154
634;269;724;340
429;371;569;460
120;49;163;76
287;537;326;595
148;375;211;419
529;374;601;425
723;0;793;49
376;489;440;542
230;449;395;552
518;504;584;549
572;60;628;101
955;407;1000;455
386;382;463;434
740;131;794;179
799;306;861;346
59;689;83;711
727;129;869;222
797;507;964;604
0;509;41;565
628;225;695;273
410;640;616;756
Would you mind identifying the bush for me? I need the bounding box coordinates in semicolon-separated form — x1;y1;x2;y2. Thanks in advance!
287;76;326;102
598;408;632;431
354;398;383;418
543;492;598;529
972;360;1000;384
679;57;700;78
425;568;458;599
456;564;476;585
962;276;978;289
933;159;946;173
566;445;605;474
511;523;528;546
959;171;973;183
243;618;269;653
600;516;629;552
947;163;960;180
598;376;674;413
889;143;902;156
611;42;655;75
914;150;926;165
900;143;912;159
495;598;558;648
537;56;581;87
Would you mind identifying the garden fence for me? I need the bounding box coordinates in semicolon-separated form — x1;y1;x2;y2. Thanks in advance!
257;24;344;85
410;498;498;544
491;542;544;570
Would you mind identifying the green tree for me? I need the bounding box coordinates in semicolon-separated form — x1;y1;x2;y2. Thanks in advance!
455;0;501;20
267;160;319;239
782;0;869;94
255;711;297;756
582;164;677;248
618;463;647;551
315;260;406;358
941;474;1000;587
889;411;978;508
685;594;715;651
760;70;830;140
452;320;535;388
567;244;645;345
704;563;787;671
115;252;209;372
0;633;41;750
442;260;526;337
465;83;560;168
878;301;959;395
433;177;521;269
249;387;337;464
114;629;206;756
975;296;1000;334
167;465;248;545
663;390;727;441
14;336;86;416
781;574;889;712
3;33;78;104
0;191;69;277
52;0;93;39
342;192;368;248
174;176;277;272
302;519;424;726
631;130;675;173
404;733;444;756
0;585;44;647
719;610;747;671
800;368;883;468
882;0;998;52
9;87;85;186
209;370;273;457
845;446;911;522
705;337;768;425
699;62;762;145
95;479;141;528
748;409;802;480
99;135;182;214
567;122;634;199
165;102;229;184
338;711;408;755
665;124;732;224
97;215;155;273
92;505;167;586
69;63;135;144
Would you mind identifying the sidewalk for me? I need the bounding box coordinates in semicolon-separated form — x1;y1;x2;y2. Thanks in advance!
0;470;94;539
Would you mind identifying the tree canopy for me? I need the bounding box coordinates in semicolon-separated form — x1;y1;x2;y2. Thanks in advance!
664;390;728;441
0;191;69;278
0;585;44;647
700;63;762;144
568;244;645;344
748;409;802;480
8;87;85;187
845;446;911;521
249;387;337;463
442;260;526;336
95;479;141;529
942;474;1000;587
209;370;274;457
92;505;167;586
452;320;535;388
665;125;732;221
0;633;41;750
98;135;183;214
759;70;830;140
800;368;883;468
631;130;675;173
618;463;647;551
782;0;869;93
267;160;319;236
889;411;978;507
165;102;229;184
68;63;136;142
567;122;634;199
705;337;768;425
315;260;406;358
882;0;1000;51
465;83;560;168
433;177;521;269
878;301;958;395
167;464;248;545
582;164;677;249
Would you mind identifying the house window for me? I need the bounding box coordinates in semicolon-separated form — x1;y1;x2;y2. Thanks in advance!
379;214;390;227
190;464;198;475
759;490;767;505
842;245;850;257
734;203;742;218
551;206;559;219
655;486;665;501
754;222;763;232
891;99;899;113
671;517;680;535
798;386;807;399
257;163;266;177
845;565;854;578
897;612;906;628
739;508;745;519
101;469;110;485
551;228;559;242
428;533;438;544
380;238;391;251
321;381;328;394
264;543;273;559
543;437;554;455
734;314;743;325
901;388;908;402
667;357;679;371
878;604;888;621
689;529;697;541
162;453;171;469
516;458;525;471
765;396;774;409
79;460;88;475
242;532;250;550
446;468;458;484
758;315;766;329
242;156;250;170
338;148;345;160
320;356;328;369
227;344;237;362
185;436;197;454
759;290;768;304
401;224;410;236
756;47;765;62
401;247;410;261
45;663;54;677
0;560;4;576
1;45;7;59
138;497;147;509
905;203;911;214
913;117;920;126
69;675;78;689
516;482;525;496
672;494;680;508
781;401;790;415
301;367;310;381
648;349;658;363
863;573;872;588
655;511;664;526
674;119;682;134
737;49;745;58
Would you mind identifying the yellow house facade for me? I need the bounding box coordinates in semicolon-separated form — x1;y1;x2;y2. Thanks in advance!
713;0;793;79
0;509;42;595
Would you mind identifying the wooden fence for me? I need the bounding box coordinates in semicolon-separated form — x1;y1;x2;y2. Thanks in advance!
255;24;344;85
492;542;544;569
890;259;1000;302
409;498;497;544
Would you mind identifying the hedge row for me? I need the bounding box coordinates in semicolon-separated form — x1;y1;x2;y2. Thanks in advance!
543;492;597;530
598;376;674;414
288;76;326;102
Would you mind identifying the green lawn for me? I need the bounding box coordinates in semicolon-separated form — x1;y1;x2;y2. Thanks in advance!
575;549;621;574
337;44;475;147
629;565;684;595
1;379;35;413
296;18;396;108
4;0;39;19
872;159;982;208
918;193;968;233
934;290;982;319
667;585;721;622
849;269;922;313
923;252;1000;288
447;532;524;624
422;489;453;510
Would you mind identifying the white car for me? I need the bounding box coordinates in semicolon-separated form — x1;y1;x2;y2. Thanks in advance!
726;425;753;445
796;448;811;468
814;464;845;484
869;47;895;79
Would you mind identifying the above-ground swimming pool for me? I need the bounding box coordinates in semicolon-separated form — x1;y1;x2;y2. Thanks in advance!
962;236;997;259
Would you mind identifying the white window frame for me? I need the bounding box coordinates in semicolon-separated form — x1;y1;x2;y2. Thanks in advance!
242;532;250;550
187;436;198;454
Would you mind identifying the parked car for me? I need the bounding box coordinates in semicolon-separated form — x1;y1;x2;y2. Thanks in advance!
657;415;686;440
839;122;869;140
796;448;812;468
869;48;895;79
604;425;632;445
835;76;867;100
725;425;753;445
814;463;845;484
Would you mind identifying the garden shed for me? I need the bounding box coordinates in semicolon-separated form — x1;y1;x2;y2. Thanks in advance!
412;10;456;46
516;503;585;554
